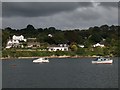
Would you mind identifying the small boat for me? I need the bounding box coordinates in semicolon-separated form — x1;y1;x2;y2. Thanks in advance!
33;58;49;63
92;57;113;64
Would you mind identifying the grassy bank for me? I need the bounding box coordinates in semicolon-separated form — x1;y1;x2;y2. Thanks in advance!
2;48;116;59
2;50;84;58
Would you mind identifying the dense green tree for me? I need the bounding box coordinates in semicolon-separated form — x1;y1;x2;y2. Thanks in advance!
76;47;85;55
2;29;10;47
2;24;119;57
69;42;78;51
26;24;35;30
89;33;103;44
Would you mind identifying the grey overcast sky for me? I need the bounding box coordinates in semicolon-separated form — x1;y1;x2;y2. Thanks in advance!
2;2;118;30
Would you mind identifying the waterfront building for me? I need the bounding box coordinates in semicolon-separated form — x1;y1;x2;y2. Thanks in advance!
6;35;27;49
48;44;69;51
93;43;105;47
12;35;27;42
78;45;85;48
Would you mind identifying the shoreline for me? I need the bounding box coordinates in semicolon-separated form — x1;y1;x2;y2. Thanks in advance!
1;55;112;60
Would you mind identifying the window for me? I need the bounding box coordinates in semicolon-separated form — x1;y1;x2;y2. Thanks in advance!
64;48;68;51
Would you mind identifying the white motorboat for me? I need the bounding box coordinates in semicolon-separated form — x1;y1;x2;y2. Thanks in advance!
92;57;113;64
33;58;49;63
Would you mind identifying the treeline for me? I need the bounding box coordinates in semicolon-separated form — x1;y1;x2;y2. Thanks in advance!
2;24;119;46
2;24;120;57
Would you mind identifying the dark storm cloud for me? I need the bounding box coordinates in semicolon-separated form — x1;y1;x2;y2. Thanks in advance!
2;2;93;17
2;2;118;30
78;2;93;7
98;2;118;8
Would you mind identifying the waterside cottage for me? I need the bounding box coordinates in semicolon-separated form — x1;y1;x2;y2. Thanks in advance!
6;35;27;48
48;44;69;51
93;43;105;48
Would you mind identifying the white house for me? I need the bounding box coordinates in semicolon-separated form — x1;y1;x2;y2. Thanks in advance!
12;35;27;42
6;35;27;49
48;44;69;51
6;39;20;49
48;47;68;51
93;43;105;47
6;40;13;49
78;45;84;48
59;44;67;47
48;34;53;37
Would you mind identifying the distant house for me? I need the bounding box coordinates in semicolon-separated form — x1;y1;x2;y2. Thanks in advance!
93;43;105;47
78;45;84;48
13;35;27;42
58;44;67;47
27;38;37;42
26;38;41;48
6;35;27;49
48;47;68;51
48;44;69;51
48;34;53;37
27;42;40;48
6;40;13;49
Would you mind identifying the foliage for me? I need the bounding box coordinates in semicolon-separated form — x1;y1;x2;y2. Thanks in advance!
2;24;120;57
69;42;78;51
76;47;85;55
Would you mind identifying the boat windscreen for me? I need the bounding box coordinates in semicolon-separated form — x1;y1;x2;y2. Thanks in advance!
94;58;98;61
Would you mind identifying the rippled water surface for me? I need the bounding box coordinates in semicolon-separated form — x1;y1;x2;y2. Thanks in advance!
2;57;118;88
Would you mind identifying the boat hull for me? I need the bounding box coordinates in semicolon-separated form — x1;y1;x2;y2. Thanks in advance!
33;58;49;63
92;60;113;64
33;61;49;63
33;60;49;63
